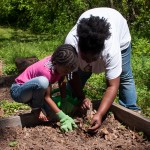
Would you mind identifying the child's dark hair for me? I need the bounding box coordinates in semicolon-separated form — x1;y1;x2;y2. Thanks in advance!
77;15;111;54
52;44;78;71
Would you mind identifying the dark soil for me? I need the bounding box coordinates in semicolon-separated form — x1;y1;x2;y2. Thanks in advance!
0;75;150;150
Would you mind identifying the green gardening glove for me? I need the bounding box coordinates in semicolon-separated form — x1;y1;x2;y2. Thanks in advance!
56;111;77;132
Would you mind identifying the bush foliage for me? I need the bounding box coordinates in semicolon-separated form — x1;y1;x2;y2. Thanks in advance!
0;0;149;37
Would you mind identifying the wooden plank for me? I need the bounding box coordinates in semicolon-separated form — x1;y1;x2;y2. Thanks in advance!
0;115;22;128
0;112;58;129
0;113;50;129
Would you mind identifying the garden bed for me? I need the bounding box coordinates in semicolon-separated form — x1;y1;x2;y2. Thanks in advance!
0;75;150;149
0;114;150;150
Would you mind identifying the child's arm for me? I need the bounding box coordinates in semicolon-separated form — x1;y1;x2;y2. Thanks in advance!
44;85;60;113
45;83;77;132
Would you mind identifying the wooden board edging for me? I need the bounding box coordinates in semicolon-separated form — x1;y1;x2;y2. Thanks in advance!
0;112;57;129
0;113;43;129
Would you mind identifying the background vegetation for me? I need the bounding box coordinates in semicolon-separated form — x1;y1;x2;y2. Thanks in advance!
0;0;149;117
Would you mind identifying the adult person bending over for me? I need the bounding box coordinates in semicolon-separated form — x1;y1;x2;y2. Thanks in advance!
65;7;140;133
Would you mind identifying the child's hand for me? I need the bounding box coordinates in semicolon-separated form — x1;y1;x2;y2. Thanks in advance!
81;98;92;110
56;111;77;132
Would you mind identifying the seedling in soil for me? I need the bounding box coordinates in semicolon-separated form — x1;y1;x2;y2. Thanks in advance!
75;103;97;133
9;141;17;147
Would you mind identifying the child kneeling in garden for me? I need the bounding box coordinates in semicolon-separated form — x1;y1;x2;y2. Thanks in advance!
10;44;78;132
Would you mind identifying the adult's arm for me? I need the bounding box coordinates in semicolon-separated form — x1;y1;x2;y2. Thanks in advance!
68;71;85;102
69;71;91;109
89;76;120;132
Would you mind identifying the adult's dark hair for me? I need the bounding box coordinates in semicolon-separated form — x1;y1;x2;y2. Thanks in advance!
77;15;111;54
52;44;78;71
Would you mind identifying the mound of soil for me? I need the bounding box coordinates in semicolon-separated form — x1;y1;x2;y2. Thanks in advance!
0;75;150;150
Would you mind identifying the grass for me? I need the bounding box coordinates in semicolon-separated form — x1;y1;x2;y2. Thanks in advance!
0;26;63;71
0;26;149;118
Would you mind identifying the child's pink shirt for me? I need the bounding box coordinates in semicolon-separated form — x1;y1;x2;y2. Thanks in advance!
15;56;61;84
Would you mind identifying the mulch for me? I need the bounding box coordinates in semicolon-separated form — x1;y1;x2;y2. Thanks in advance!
0;75;150;150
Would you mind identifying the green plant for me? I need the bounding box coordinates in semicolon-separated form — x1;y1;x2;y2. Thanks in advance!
0;100;30;117
9;141;17;147
3;64;18;75
132;37;150;56
131;36;150;117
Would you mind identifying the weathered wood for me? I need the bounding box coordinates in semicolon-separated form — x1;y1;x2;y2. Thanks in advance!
0;113;57;129
0;113;46;129
0;115;22;128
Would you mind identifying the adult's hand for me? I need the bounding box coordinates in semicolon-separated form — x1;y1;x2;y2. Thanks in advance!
88;113;102;133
